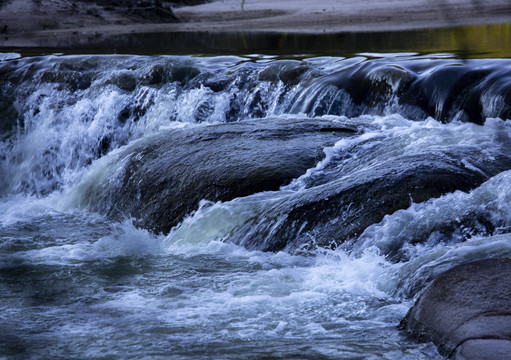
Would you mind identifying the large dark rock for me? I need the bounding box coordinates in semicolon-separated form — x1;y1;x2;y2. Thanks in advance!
77;116;511;251
81;117;360;234
229;148;511;251
401;258;511;359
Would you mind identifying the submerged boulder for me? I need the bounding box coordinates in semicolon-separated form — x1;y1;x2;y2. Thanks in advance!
401;258;511;359
229;148;511;251
79;117;360;234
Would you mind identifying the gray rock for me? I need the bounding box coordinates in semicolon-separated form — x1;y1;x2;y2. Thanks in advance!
454;339;511;360
82;117;360;234
229;148;511;251
77;115;511;251
401;258;511;358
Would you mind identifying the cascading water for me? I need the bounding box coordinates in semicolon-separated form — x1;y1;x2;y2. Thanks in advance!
1;52;511;359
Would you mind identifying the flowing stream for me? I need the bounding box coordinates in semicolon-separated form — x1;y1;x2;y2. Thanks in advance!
1;52;511;359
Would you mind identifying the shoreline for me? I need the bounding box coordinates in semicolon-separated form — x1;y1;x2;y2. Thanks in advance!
0;0;510;54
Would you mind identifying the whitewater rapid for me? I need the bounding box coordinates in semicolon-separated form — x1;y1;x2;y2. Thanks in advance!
1;53;511;359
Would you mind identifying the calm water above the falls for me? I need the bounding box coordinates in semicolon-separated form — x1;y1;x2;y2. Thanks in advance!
1;52;511;359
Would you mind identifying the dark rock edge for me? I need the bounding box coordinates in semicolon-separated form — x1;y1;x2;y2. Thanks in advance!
400;258;511;359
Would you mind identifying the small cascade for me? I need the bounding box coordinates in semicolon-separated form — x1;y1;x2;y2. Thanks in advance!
1;52;511;359
1;54;511;198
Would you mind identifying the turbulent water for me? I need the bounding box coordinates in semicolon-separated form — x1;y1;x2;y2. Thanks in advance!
1;52;511;359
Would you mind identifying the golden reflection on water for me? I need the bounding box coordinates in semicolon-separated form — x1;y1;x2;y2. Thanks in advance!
249;23;511;58
419;23;511;58
5;23;511;58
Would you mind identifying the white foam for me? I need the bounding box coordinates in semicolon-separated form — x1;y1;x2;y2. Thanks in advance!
352;169;511;258
0;53;21;61
284;116;511;194
3;218;165;265
91;221;164;257
391;233;511;298
163;191;290;254
96;244;397;339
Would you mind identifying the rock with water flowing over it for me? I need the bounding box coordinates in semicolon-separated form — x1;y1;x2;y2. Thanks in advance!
319;60;511;124
400;258;511;359
75;115;511;251
78;117;360;234
229;147;511;251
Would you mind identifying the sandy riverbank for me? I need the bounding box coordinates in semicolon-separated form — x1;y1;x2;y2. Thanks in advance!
0;0;510;51
173;0;511;33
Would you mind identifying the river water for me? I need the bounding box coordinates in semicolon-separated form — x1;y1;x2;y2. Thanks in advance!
1;52;511;359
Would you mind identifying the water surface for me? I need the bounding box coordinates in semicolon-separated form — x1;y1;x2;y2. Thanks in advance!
1;52;511;359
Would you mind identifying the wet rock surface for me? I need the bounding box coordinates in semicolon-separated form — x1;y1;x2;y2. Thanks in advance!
85;117;360;234
229;148;511;251
322;60;511;124
401;258;511;359
78;115;511;252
